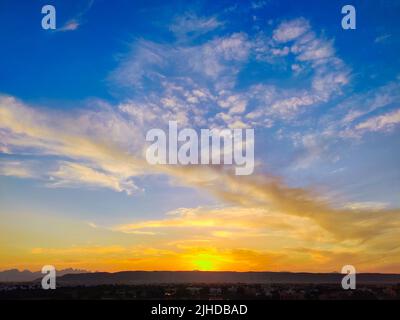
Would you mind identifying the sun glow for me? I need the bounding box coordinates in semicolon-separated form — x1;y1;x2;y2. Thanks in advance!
192;254;218;271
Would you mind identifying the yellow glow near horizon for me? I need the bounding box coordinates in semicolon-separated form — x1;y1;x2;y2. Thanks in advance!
1;205;400;273
192;254;216;271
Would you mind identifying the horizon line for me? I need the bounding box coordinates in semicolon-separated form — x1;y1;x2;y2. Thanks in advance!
2;269;400;275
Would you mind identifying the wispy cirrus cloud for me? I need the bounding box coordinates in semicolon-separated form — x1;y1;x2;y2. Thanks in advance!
57;0;94;32
251;1;269;10
375;34;391;44
47;161;140;195
355;109;400;132
0;160;36;178
170;12;223;41
0;95;147;195
112;32;251;90
58;20;80;32
2;91;399;249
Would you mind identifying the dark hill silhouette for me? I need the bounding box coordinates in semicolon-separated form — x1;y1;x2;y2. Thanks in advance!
0;268;87;282
53;271;400;286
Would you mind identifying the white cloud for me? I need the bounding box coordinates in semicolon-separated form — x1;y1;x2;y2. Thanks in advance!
0;160;36;178
0;95;146;194
344;202;389;211
375;34;391;44
111;40;168;88
112;32;251;90
356;109;400;132
251;1;268;10
270;46;289;56
48;161;139;195
110;17;353;130
340;82;400;126
56;0;94;32
246;18;350;123
187;33;251;81
58;19;80;32
273;18;310;43
313;82;400;140
217;94;247;114
170;13;223;41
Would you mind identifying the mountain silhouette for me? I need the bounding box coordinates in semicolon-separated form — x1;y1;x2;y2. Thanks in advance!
0;268;87;282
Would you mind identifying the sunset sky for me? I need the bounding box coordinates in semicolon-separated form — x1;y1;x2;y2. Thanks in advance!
0;0;400;273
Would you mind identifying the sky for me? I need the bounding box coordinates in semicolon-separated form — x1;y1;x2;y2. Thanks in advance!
0;0;400;273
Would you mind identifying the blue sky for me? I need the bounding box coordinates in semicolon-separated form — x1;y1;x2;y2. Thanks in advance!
0;0;400;272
